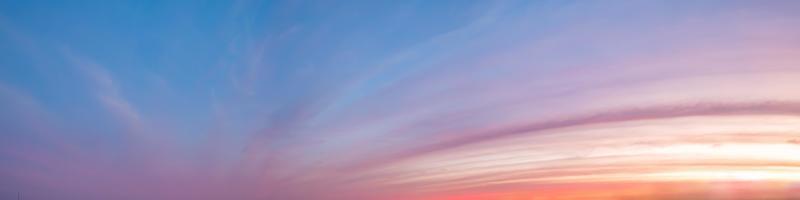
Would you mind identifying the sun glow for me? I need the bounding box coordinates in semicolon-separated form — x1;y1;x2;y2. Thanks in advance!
645;170;800;182
360;114;800;200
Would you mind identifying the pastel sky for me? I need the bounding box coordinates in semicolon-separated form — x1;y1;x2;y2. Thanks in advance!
2;1;800;199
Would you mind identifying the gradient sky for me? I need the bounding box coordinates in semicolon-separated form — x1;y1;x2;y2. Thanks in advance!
2;1;800;200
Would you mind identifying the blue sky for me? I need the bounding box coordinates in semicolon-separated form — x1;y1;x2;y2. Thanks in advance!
3;1;800;199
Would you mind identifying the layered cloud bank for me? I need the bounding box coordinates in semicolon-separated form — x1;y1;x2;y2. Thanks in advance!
2;1;800;199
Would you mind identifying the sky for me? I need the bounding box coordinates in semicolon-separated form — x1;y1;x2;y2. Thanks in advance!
2;0;800;199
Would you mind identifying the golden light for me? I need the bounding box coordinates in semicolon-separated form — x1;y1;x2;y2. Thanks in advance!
358;114;800;199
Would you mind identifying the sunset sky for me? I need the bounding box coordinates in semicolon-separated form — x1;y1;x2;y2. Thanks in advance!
2;1;800;199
